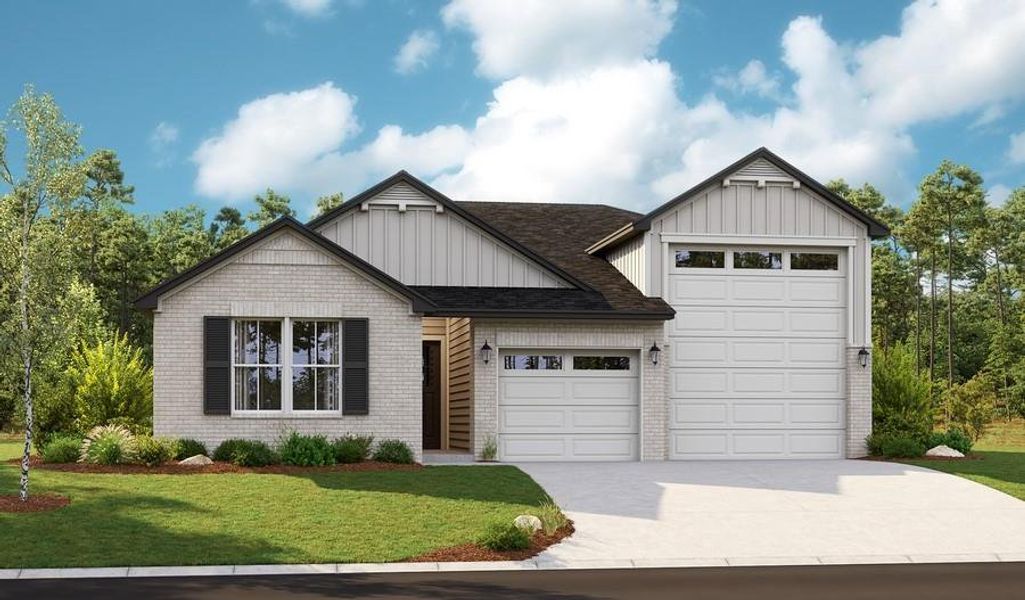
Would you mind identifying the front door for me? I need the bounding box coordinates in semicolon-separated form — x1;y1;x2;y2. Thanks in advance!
422;341;442;450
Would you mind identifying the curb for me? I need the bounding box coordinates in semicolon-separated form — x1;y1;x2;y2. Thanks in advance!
2;553;1023;580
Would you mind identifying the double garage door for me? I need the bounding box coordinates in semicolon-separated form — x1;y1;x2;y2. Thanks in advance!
498;351;639;461
668;246;847;459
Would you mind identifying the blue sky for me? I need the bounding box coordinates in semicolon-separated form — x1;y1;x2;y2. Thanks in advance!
3;0;1024;218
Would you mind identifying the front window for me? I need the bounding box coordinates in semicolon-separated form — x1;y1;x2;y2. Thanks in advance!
676;250;725;268
573;356;631;370
292;321;340;411
734;251;782;270
791;252;839;271
504;355;563;370
233;320;282;411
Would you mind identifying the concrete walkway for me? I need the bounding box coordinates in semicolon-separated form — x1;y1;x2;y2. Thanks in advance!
518;460;1025;566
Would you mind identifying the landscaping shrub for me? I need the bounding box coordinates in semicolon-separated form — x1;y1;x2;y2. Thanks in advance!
80;424;138;465
135;436;179;467
945;375;997;441
331;434;374;464
175;438;208;460
867;431;926;458
372;439;414;464
279;432;335;466
928;428;974;455
535;499;569;536
213;438;278;467
65;334;153;433
40;433;82;464
478;522;531;551
481;435;498;462
872;342;933;441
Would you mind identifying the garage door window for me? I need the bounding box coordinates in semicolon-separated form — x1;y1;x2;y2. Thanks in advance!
791;252;839;271
503;355;563;370
734;251;782;270
676;250;725;268
573;356;631;370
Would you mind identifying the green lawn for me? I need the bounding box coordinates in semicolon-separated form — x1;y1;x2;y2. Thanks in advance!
904;420;1025;501
0;439;551;568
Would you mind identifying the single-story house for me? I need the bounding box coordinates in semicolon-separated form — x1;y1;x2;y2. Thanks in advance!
136;147;888;463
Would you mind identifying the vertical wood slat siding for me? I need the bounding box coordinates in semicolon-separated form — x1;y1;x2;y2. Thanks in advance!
313;183;568;288
203;316;231;415
607;234;646;295
446;317;473;450
342;319;369;415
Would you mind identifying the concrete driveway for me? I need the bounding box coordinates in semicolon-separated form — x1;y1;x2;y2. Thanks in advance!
517;460;1025;566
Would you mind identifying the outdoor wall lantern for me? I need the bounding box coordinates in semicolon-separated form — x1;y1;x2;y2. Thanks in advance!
480;340;493;365
649;342;662;366
858;346;870;369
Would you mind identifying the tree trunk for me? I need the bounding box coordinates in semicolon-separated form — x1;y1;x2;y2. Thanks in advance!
946;207;955;390
19;195;32;502
914;254;922;374
993;251;1011;421
929;250;937;384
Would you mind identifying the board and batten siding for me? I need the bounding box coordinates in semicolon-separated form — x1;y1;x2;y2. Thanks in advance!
607;234;647;295
314;182;569;288
641;178;871;347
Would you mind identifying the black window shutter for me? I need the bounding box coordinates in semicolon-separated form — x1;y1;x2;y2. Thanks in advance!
204;316;232;415
342;319;369;415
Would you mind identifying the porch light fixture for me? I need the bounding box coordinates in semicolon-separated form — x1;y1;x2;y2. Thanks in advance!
649;342;662;366
858;347;870;369
480;340;493;365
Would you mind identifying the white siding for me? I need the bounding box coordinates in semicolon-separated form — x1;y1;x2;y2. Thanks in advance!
644;179;871;347
315;182;570;288
607;234;646;295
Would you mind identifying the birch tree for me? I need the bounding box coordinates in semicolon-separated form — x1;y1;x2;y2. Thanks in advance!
0;87;85;501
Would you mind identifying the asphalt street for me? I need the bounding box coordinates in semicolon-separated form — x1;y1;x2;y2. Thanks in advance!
3;562;1025;600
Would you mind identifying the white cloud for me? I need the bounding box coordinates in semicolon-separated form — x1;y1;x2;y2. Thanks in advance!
197;0;1025;212
988;184;1012;206
149;122;180;168
394;30;440;75
280;0;333;18
857;0;1025;127
713;60;781;99
1009;130;1025;164
193;83;359;199
442;0;677;79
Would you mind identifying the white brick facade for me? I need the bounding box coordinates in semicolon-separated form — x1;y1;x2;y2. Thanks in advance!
470;320;668;461
845;347;872;458
152;231;424;460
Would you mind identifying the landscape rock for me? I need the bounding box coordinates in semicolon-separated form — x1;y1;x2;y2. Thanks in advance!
926;444;965;458
513;514;542;533
179;454;213;466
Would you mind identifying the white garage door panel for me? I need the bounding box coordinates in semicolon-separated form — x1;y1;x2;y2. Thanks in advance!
671;430;844;459
671;339;843;368
670;307;845;338
501;434;638;461
500;405;637;435
669;276;844;307
671;369;845;397
671;400;843;429
501;378;637;406
499;350;639;462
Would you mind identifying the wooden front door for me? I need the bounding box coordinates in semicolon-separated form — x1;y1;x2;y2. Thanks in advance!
422;341;442;450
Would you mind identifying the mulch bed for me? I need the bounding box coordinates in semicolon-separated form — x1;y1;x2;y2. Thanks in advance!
6;457;423;475
410;524;575;562
0;493;70;513
861;454;983;462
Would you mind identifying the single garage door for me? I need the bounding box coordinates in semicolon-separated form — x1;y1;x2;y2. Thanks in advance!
668;247;847;459
498;350;639;461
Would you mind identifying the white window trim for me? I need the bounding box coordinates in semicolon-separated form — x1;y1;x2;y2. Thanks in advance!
230;317;343;418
